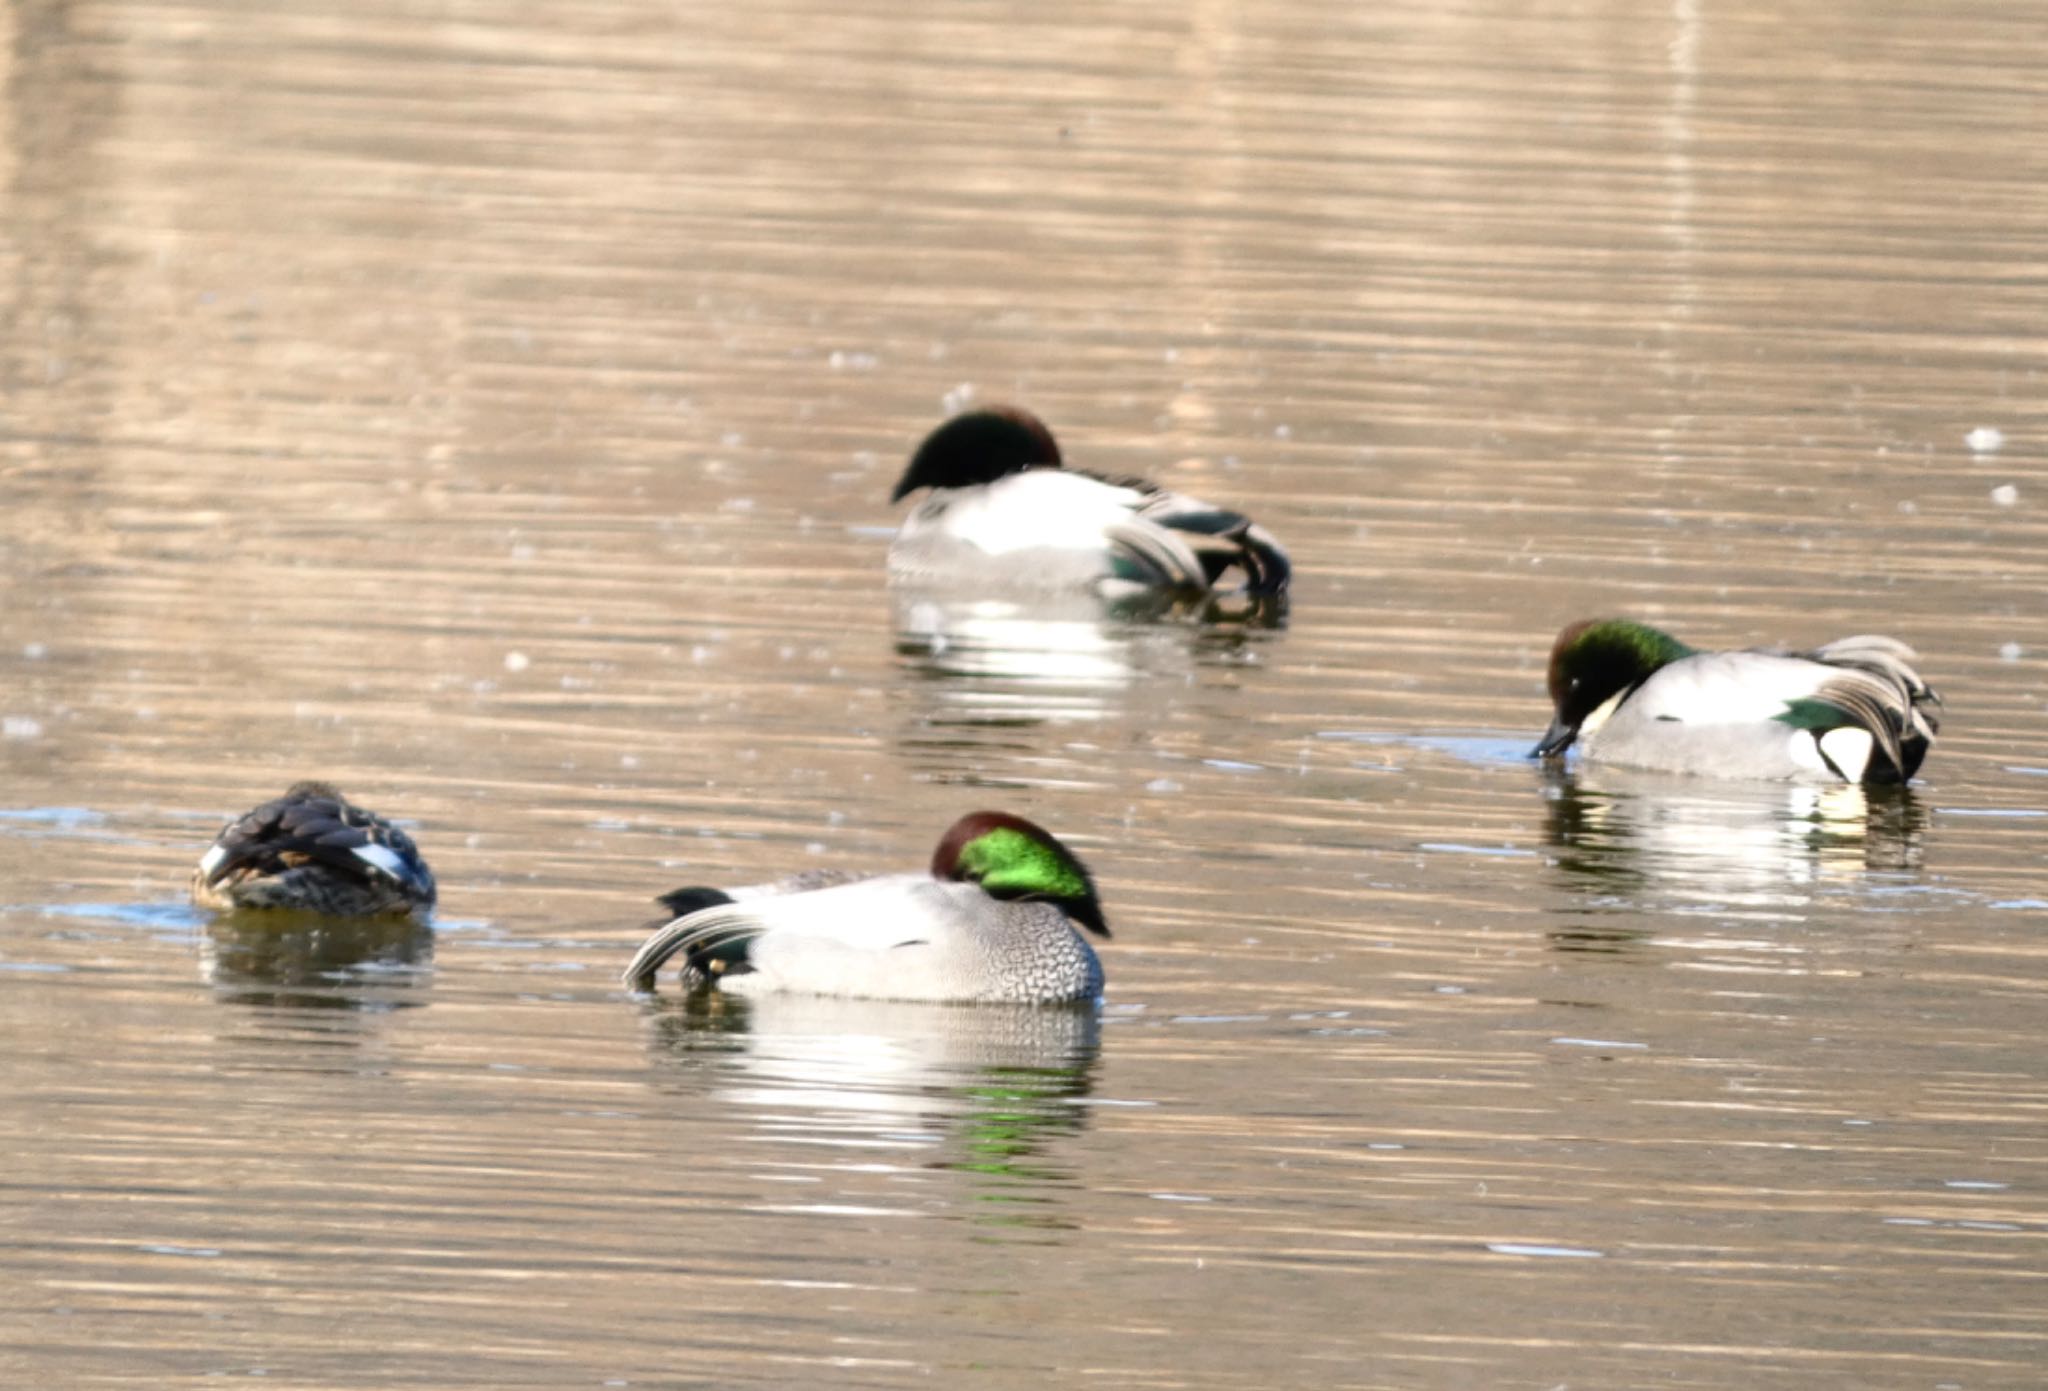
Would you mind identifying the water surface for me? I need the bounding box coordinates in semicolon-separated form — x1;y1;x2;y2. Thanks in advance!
3;0;2045;1386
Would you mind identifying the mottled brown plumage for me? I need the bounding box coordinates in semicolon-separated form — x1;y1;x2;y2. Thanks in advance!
192;781;436;918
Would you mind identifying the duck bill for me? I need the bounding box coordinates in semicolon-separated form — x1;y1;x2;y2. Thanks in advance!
1530;717;1578;760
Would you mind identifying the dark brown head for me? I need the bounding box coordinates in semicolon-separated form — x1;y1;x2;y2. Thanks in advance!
284;779;346;804
1533;618;1694;757
889;406;1064;502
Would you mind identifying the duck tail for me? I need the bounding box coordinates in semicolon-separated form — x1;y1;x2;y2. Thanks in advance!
623;899;757;991
1230;520;1292;595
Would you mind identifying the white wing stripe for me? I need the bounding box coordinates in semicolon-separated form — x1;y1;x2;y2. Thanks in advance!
351;843;409;882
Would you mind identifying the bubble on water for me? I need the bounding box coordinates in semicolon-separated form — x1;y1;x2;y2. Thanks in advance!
1965;426;2004;453
22;642;47;660
504;652;530;673
2000;642;2023;661
1990;484;2018;506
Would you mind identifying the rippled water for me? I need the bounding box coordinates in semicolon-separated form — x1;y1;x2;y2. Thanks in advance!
3;0;2045;1385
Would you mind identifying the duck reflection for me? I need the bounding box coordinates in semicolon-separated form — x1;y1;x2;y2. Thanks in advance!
198;909;434;1012
1539;767;1926;952
892;585;1282;750
642;994;1101;1225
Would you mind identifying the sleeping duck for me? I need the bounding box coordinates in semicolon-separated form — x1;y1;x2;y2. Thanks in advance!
623;810;1109;1005
192;781;437;917
1532;619;1941;783
888;406;1290;597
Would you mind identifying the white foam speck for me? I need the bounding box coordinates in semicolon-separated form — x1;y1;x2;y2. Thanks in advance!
2;716;43;740
504;652;530;673
2000;642;2023;661
1965;426;2005;453
1990;484;2018;506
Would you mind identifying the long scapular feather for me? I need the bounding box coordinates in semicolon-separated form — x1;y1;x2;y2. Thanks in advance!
1130;490;1292;594
1808;676;1910;779
1104;520;1211;590
622;910;763;990
1809;635;1942;717
1790;634;1941;780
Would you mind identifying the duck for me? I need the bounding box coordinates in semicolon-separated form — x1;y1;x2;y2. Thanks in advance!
622;810;1110;1004
1532;619;1941;783
887;406;1290;597
192;781;437;917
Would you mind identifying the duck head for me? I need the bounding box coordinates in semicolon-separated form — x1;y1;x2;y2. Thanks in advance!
284;778;346;803
890;406;1064;501
931;810;1110;937
1533;618;1695;758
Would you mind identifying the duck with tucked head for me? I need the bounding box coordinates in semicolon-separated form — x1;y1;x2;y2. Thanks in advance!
1532;619;1941;783
622;811;1110;1004
192;781;437;917
888;406;1290;598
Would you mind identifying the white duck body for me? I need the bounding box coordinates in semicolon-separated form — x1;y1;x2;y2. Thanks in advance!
623;811;1111;1006
1580;649;1881;780
891;469;1231;593
1542;624;1939;784
887;407;1290;597
682;873;1102;1004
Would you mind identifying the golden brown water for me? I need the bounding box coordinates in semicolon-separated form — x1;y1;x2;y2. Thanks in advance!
4;0;2046;1385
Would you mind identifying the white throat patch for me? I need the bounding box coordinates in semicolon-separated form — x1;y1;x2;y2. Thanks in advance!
1578;688;1630;741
